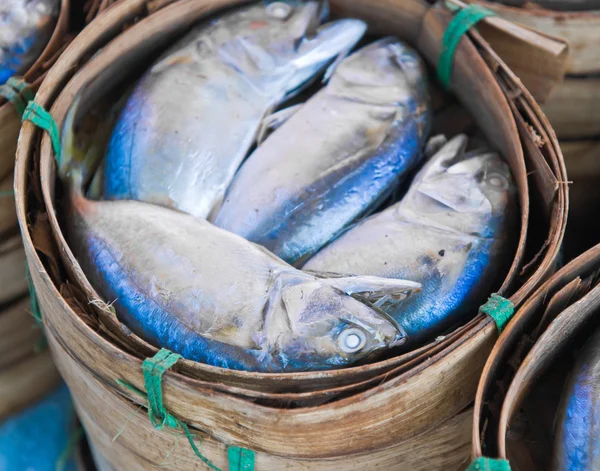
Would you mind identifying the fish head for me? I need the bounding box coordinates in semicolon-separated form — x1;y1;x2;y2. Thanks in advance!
217;1;366;95
327;37;429;110
271;276;421;369
406;134;517;237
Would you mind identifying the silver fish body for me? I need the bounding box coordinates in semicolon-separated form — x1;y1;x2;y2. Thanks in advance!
304;135;517;348
0;0;59;84
214;37;431;266
554;328;600;471
67;194;421;372
104;1;366;219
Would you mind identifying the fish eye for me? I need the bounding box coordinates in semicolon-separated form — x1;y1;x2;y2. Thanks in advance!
486;172;509;190
338;327;367;353
266;2;293;20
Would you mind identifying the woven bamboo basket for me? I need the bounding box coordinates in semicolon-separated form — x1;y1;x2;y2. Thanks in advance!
470;1;600;182
0;0;70;182
14;0;568;468
472;244;600;468
0;0;123;424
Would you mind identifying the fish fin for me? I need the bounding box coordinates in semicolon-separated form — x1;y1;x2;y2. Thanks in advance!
424;134;448;159
321;31;362;84
438;134;469;165
257;104;303;145
321;47;349;83
320;275;421;303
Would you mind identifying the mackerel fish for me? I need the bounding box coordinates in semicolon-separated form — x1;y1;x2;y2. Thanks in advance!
304;134;517;348
104;1;367;219
63;94;422;373
214;37;431;266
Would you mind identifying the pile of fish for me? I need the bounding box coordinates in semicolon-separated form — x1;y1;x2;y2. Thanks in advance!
0;0;60;85
61;0;517;373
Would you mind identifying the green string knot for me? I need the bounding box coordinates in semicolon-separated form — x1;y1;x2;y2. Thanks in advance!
142;348;183;429
480;294;515;333
467;457;512;471
117;349;223;471
6;77;34;101
438;3;495;89
0;77;34;116
22;101;62;165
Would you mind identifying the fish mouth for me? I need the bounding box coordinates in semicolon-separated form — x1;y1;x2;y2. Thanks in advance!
389;331;407;348
351;293;408;347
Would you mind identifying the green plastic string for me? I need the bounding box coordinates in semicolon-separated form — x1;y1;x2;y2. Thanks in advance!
0;84;27;116
0;77;34;116
55;426;84;471
467;457;512;471
228;446;256;471
6;77;34;102
0;190;14;197
437;3;495;89
22;102;62;165
117;349;222;471
142;348;183;429
480;294;515;333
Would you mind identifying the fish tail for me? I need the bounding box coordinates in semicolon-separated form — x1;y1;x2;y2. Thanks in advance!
60;93;112;197
60;94;86;193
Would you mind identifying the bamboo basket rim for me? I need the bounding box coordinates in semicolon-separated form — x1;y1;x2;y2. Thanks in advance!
41;0;530;386
65;322;473;471
29;0;563;399
472;244;600;458
43;0;526;377
14;0;567;459
478;0;600;18
47;0;500;382
497;272;600;459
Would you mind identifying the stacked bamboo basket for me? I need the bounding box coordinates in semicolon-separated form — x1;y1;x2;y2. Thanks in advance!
0;0;72;424
472;244;600;469
0;0;117;466
469;1;600;257
12;0;571;469
470;1;600;170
